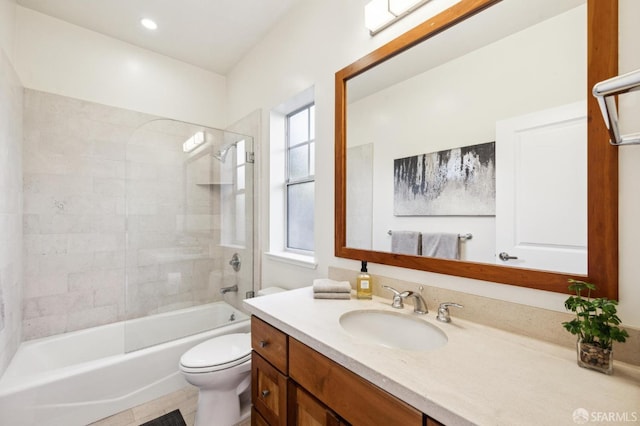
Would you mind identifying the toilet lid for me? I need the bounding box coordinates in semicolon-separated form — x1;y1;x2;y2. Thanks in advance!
180;333;251;373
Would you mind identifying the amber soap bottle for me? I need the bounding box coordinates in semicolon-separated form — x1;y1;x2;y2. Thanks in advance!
356;261;372;299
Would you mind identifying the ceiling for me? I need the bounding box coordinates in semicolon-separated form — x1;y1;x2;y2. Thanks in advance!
16;0;303;75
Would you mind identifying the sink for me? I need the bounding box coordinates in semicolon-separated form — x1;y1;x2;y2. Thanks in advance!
339;310;447;351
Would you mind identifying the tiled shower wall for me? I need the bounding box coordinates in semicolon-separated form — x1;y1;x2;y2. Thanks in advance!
22;90;152;339
0;50;23;375
22;90;234;341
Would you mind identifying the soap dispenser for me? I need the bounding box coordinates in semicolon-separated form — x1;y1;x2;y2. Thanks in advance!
356;261;372;300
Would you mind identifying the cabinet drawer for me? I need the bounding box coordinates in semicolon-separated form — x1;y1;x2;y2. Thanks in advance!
292;384;344;426
252;352;288;426
251;407;270;426
252;316;288;374
289;338;422;426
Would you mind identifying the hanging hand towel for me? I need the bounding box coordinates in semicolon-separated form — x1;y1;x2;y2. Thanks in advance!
312;278;352;293
391;231;421;255
422;233;460;260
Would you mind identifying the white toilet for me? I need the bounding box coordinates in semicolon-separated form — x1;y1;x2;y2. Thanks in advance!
179;332;252;426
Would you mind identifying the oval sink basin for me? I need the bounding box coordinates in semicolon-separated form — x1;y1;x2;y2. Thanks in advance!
339;310;447;351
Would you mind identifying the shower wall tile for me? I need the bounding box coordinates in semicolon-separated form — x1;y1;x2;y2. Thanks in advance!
0;47;22;377
23;271;67;298
21;89;154;340
22;89;231;340
66;305;119;333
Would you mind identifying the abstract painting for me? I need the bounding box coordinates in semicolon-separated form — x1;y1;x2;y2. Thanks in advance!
394;142;495;216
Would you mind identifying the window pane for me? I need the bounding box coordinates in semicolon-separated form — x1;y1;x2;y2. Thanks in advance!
309;105;315;139
237;165;245;190
288;144;309;180
289;109;309;145
236;139;245;166
235;194;245;243
287;182;314;251
309;141;315;176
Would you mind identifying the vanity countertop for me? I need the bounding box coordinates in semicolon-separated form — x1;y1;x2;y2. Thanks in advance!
243;287;640;426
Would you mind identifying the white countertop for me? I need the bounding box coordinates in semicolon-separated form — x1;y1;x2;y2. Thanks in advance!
244;287;640;426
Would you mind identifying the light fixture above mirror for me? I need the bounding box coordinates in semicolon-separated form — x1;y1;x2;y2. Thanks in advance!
364;0;461;35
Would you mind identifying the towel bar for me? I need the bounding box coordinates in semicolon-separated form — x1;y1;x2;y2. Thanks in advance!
387;230;472;241
592;68;640;146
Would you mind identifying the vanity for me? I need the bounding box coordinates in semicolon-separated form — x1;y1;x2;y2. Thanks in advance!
250;315;428;426
244;288;640;426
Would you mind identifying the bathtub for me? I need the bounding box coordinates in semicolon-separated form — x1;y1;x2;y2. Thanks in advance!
0;301;250;426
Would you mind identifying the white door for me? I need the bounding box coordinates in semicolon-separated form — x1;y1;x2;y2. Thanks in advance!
495;101;587;274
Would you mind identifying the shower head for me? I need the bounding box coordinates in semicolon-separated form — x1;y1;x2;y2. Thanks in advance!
213;142;236;162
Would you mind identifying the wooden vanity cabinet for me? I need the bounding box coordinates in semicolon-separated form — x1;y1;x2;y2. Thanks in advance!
252;352;289;426
251;316;445;426
251;317;289;425
289;338;422;426
290;384;346;426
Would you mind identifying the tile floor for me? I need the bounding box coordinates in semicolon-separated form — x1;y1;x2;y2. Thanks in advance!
90;386;251;426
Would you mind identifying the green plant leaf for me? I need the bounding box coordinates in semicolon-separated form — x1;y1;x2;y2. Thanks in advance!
562;279;627;347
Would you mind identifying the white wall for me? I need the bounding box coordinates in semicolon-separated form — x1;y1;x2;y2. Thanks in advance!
0;0;16;62
14;6;227;128
227;0;640;327
617;0;640;327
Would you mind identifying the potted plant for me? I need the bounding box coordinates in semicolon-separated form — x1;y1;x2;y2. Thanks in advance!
562;279;629;374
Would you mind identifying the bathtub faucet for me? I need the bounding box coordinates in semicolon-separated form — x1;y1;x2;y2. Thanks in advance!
220;284;238;294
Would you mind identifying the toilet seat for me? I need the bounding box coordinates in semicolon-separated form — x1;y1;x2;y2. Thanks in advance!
180;333;251;374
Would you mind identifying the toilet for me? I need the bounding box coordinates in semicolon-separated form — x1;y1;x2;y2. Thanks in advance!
180;287;286;425
179;333;252;426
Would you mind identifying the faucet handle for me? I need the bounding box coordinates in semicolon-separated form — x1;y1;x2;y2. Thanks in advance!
436;302;463;323
382;286;412;308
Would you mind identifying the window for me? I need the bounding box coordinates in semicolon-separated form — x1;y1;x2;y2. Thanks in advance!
285;104;315;252
221;138;249;247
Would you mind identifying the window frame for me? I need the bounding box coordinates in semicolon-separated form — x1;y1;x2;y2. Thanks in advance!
284;103;315;254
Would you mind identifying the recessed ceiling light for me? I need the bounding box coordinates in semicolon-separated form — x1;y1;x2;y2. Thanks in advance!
140;18;158;30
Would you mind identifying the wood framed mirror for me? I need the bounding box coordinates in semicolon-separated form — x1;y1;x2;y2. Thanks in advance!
335;0;618;298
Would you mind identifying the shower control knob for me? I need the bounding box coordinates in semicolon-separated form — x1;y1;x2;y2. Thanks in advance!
229;253;241;272
499;252;518;261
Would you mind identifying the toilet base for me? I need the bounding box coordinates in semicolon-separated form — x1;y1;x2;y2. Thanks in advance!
194;387;251;426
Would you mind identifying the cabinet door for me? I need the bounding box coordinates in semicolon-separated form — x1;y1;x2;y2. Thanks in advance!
252;352;288;426
289;338;422;425
291;384;344;426
252;407;270;426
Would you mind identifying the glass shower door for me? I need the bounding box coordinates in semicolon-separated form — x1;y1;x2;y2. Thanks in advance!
124;119;254;352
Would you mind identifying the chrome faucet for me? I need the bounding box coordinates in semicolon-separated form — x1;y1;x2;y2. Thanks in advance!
436;302;463;322
220;284;238;294
382;286;413;309
410;293;428;315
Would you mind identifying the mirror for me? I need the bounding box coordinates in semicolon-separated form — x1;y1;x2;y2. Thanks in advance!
335;0;618;298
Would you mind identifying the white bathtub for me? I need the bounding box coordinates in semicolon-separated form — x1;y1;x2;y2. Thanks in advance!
0;302;250;426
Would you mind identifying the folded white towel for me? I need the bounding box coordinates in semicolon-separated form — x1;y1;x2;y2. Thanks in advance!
314;292;351;300
391;231;421;255
313;278;352;293
422;233;460;260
